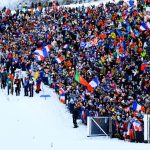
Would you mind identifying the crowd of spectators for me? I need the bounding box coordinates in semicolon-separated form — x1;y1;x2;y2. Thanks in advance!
0;0;150;142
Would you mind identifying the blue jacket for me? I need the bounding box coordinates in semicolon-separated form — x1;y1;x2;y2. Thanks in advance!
24;80;29;88
36;79;41;85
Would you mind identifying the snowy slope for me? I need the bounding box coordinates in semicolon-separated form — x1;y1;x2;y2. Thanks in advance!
0;84;149;150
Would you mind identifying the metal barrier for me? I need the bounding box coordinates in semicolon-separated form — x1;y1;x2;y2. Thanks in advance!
144;114;150;143
87;117;112;137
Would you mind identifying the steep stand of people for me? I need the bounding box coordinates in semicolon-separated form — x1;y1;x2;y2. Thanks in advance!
0;0;150;143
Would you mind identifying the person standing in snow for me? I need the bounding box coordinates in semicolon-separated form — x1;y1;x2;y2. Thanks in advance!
0;70;7;89
72;104;80;128
14;75;21;96
6;75;12;95
29;78;34;97
35;77;41;93
15;68;23;87
9;74;14;95
23;77;29;96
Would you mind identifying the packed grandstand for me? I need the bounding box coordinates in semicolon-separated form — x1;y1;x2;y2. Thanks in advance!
0;0;150;143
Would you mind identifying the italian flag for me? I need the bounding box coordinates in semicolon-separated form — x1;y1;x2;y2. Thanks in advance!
75;71;93;92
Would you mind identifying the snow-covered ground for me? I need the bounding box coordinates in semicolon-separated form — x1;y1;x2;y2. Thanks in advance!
0;83;149;150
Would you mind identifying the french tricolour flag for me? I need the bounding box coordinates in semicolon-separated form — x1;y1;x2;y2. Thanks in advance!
130;27;136;39
34;47;44;57
44;45;51;52
60;93;65;104
56;56;64;63
132;101;145;112
56;83;62;88
34;55;44;62
133;121;142;131
59;87;65;95
42;45;51;58
89;77;100;88
139;23;148;31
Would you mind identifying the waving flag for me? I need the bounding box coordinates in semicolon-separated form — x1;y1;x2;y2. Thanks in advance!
89;77;100;88
59;87;65;95
130;27;136;39
42;45;51;58
45;45;51;52
34;47;44;61
75;71;93;92
56;83;62;88
133;120;142;131
34;47;44;57
60;93;65;104
132;101;145;112
147;21;150;29
34;55;44;62
75;71;89;87
56;56;64;63
139;23;148;31
34;45;51;58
